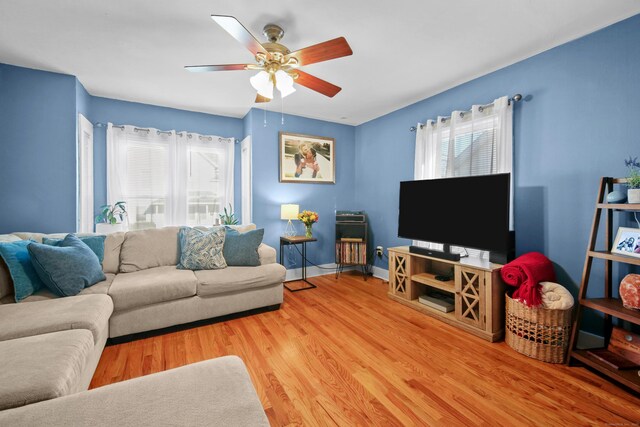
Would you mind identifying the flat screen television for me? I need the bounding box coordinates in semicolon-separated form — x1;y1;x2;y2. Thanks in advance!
398;173;511;262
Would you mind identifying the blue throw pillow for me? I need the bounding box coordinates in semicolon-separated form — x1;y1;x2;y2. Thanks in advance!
43;235;106;263
223;227;264;266
177;227;227;270
27;234;106;297
0;240;45;302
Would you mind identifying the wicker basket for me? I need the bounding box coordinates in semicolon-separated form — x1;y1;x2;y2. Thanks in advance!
505;293;573;363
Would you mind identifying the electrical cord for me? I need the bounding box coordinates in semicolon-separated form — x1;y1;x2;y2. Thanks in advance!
635;212;640;228
290;244;337;270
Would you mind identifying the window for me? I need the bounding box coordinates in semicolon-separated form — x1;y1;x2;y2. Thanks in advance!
123;137;169;229
107;124;234;229
414;96;513;255
77;114;94;233
440;115;498;177
415;96;512;183
187;143;230;226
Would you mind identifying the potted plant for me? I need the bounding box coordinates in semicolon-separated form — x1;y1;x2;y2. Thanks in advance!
625;156;640;203
219;204;239;225
95;201;128;234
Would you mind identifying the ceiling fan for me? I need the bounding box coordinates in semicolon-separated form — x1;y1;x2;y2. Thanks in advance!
185;15;353;103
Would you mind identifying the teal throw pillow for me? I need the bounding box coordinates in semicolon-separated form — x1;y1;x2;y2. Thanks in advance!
43;235;106;263
27;234;106;297
0;240;45;302
223;227;264;267
178;227;227;270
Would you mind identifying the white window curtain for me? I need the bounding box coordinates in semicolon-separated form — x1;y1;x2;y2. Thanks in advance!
107;123;234;229
413;96;513;255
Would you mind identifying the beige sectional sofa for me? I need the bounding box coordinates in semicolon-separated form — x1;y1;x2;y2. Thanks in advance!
0;356;269;427
0;295;112;411
0;225;284;422
1;225;286;338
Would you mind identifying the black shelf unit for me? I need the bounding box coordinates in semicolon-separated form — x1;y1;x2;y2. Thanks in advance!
335;211;368;280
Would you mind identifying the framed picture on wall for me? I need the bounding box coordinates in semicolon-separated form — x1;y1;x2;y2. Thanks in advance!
611;227;640;258
279;132;335;184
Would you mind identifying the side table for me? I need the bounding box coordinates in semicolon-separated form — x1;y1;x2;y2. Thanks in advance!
280;236;317;292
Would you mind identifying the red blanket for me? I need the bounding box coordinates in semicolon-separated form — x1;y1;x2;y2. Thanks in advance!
501;252;556;307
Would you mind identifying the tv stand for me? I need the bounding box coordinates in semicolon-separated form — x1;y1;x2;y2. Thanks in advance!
388;246;505;342
409;244;461;261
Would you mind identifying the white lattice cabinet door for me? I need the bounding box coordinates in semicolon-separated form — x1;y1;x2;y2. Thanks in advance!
389;251;411;300
455;266;486;330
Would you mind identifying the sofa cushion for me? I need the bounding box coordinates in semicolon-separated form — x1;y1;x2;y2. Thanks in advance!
223;228;264;267
0;329;94;411
102;232;125;274
0;294;113;344
195;263;286;297
195;223;257;233
258;244;277;265
0;240;45;302
79;273;115;296
11;232;47;243
28;235;106;297
43;235;106;263
19;274;116;303
0;356;269;427
119;227;181;273
109;266;197;311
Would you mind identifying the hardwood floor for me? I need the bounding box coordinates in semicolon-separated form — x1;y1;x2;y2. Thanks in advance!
91;272;640;426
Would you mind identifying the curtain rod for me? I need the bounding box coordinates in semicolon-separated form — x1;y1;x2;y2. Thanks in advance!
409;94;523;132
94;122;239;143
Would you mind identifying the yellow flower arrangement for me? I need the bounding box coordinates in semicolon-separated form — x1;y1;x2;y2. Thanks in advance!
298;210;319;226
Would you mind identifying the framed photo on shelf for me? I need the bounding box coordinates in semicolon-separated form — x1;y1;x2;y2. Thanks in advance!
611;227;640;258
279;132;335;184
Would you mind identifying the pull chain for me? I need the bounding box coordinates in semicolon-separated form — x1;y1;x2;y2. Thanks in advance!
263;102;267;127
281;95;284;125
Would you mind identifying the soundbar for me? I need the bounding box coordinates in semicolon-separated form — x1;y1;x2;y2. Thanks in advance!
409;245;461;261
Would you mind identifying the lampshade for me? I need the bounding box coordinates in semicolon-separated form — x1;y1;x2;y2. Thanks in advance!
250;71;273;99
275;70;296;98
280;204;299;220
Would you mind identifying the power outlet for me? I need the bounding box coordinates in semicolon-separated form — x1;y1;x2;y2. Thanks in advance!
376;246;383;257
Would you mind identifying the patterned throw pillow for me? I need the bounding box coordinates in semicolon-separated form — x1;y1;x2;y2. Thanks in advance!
177;227;227;270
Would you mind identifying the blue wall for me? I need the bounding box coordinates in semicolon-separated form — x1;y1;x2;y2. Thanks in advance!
0;65;77;233
75;78;91;120
245;108;356;268
354;14;640;332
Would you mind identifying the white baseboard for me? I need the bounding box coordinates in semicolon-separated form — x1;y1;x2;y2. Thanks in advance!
284;263;355;281
371;266;389;281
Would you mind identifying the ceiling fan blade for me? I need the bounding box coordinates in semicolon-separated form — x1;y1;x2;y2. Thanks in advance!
294;70;342;97
185;64;251;72
255;94;271;103
286;37;352;67
211;15;268;57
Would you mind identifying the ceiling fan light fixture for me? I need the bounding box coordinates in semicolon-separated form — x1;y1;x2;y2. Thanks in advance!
275;70;295;98
250;71;273;99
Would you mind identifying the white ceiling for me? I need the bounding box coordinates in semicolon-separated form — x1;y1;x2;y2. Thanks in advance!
1;1;639;125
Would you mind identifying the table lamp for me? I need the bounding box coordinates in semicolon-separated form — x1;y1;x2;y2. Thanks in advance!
280;204;299;237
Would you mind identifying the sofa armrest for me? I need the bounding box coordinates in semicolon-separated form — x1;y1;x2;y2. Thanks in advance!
258;244;277;265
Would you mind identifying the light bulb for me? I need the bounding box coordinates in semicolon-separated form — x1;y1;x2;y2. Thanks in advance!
275;70;296;98
250;71;273;99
